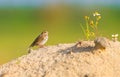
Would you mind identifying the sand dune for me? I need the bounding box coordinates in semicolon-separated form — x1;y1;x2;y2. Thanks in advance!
0;39;120;77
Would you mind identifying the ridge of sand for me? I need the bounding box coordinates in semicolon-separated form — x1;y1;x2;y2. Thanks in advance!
0;41;120;77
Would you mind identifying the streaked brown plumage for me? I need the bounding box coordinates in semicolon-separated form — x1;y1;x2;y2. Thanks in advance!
28;31;48;53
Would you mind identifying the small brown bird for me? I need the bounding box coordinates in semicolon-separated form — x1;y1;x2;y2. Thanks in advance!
28;31;48;53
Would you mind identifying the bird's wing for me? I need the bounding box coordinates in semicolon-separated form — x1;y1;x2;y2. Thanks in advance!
29;34;41;48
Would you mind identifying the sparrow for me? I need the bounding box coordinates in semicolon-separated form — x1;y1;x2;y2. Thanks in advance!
28;31;48;53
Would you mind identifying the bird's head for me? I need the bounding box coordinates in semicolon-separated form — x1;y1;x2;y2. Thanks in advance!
42;31;48;36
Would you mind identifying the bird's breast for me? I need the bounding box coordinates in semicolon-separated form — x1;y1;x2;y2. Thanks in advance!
39;36;48;45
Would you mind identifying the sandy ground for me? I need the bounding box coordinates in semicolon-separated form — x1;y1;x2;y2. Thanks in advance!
0;40;120;77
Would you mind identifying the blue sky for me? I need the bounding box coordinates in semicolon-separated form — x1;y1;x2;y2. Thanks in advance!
0;0;120;7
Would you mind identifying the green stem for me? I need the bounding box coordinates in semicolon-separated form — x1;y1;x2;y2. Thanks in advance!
86;20;89;32
80;24;86;36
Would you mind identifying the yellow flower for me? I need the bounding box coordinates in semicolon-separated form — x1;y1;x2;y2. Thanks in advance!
112;34;119;42
84;16;89;20
93;11;100;16
97;16;101;20
112;34;118;38
89;20;94;26
115;34;119;37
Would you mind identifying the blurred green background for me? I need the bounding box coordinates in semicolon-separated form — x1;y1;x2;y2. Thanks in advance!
0;0;120;64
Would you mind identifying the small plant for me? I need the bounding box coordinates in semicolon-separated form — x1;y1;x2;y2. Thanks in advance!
80;11;101;40
112;34;118;42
